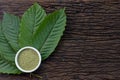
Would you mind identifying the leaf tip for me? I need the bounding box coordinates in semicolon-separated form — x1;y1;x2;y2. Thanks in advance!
3;12;7;15
32;2;41;8
33;2;39;5
3;12;11;17
63;7;66;11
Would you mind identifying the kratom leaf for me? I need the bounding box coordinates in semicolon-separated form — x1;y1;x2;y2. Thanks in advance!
0;21;15;62
33;9;66;60
0;21;21;74
2;13;20;52
0;56;21;74
0;3;66;74
19;3;46;48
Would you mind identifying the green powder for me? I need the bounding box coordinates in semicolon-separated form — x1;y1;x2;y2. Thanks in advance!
18;49;39;70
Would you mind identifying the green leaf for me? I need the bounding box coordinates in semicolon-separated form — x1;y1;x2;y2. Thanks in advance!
0;3;66;74
19;3;46;48
2;13;20;52
0;56;21;74
0;21;14;62
0;21;21;74
33;9;66;60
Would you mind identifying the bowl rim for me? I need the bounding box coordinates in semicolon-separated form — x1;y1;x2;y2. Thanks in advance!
15;46;41;73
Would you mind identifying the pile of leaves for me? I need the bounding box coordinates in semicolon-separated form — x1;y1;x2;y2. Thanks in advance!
0;3;66;74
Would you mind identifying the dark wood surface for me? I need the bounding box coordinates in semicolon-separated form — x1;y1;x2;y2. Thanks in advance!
0;0;120;80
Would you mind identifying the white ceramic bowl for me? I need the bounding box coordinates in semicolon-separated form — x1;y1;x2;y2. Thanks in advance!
15;46;41;73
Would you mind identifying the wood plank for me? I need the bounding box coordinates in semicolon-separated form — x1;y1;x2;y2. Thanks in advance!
0;0;120;80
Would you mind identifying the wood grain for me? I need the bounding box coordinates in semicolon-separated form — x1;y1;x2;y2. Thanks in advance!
0;0;120;80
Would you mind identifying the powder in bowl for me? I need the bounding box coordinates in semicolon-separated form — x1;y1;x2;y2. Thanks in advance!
15;46;41;73
18;49;39;70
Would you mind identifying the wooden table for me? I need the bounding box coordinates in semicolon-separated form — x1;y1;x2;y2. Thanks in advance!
0;0;120;80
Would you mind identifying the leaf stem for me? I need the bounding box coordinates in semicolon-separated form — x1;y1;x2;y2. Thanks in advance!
30;73;43;80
